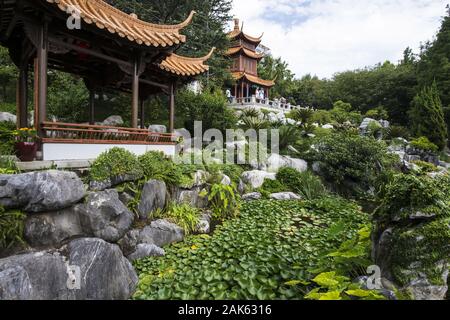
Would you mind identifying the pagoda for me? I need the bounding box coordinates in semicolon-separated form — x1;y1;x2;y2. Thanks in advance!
0;0;215;161
227;18;275;100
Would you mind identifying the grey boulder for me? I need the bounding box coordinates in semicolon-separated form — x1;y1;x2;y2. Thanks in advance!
0;112;16;123
270;192;302;200
128;244;165;262
137;180;167;219
0;238;137;300
0;170;86;212
148;124;167;133
240;170;276;189
140;219;184;248
78;190;134;243
242;192;262;201
196;212;212;234
24;207;85;247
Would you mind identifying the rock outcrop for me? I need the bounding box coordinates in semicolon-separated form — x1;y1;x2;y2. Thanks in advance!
0;171;85;212
0;238;137;300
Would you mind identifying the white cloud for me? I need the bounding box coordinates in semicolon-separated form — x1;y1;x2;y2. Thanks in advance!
231;0;447;78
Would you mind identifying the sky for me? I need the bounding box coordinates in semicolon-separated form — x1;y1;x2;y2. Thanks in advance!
230;0;448;79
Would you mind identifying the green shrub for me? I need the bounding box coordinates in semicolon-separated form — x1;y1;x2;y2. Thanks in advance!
89;147;143;182
258;179;288;197
365;106;389;120
385;125;410;140
276;168;327;200
410;136;439;153
0;121;16;155
207;183;241;221
0;102;16;114
409;82;448;151
208;164;244;185
305;132;399;197
138;151;182;186
152;203;200;235
0;206;26;249
411;160;438;173
375;174;450;286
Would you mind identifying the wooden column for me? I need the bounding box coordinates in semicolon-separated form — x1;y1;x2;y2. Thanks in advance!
234;84;237;100
246;83;249;98
36;21;48;136
131;55;140;128
16;64;28;128
89;90;95;125
169;82;175;133
139;99;145;129
241;82;244;99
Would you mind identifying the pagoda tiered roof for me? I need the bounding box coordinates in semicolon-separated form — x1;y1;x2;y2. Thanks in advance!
232;72;275;87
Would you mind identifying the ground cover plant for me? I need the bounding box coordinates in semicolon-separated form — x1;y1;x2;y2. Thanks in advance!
133;197;369;300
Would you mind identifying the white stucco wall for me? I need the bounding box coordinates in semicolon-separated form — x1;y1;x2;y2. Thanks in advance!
43;143;176;161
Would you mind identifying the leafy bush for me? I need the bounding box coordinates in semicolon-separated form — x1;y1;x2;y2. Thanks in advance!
152;203;200;235
138;151;183;187
0;120;16;155
409;82;448;151
374;174;450;286
276;168;327;200
89;147;143;182
207;183;241;221
306;132;399;197
205;164;244;185
258;179;289;197
365;106;389;120
385;125;410;140
411;160;438;173
410;136;439;153
133;197;369;300
0;206;26;249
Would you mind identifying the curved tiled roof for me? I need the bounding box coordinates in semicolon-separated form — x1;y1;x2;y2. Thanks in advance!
228;29;263;45
45;0;195;47
159;48;216;77
226;46;264;60
232;72;275;87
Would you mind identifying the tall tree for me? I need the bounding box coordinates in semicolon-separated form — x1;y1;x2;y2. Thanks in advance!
409;81;448;150
258;55;295;101
417;7;450;109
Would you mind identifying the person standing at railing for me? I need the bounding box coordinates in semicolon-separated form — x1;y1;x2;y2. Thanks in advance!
225;89;233;103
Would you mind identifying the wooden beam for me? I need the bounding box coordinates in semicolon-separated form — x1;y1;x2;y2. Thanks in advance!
16;64;28;128
89;90;95;125
36;20;48;137
139;99;145;129
48;37;132;67
131;54;139;128
169;82;175;133
139;78;169;90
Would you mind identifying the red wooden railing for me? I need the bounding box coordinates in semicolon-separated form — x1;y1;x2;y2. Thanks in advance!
41;122;176;145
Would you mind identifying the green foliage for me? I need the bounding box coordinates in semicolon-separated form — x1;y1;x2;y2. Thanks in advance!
375;174;450;286
306;132;399;197
258;179;289;198
410;136;439;153
375;174;449;222
409;82;448;151
0;120;16;155
176;89;237;133
365;106;389;120
47;71;89;122
277;125;302;153
207;183;240;221
385;125;410;140
133;197;369;300
214;164;244;185
138;151;183;186
417;11;450;111
276;168;327;200
411;160;439;173
0;46;17;104
89;147;143;182
0;206;26;250
153;203;200;235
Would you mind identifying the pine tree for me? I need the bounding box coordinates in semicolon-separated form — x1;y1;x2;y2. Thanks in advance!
409;81;448;151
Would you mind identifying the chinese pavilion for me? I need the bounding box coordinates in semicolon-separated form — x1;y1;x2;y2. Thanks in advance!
0;0;214;160
227;18;275;100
